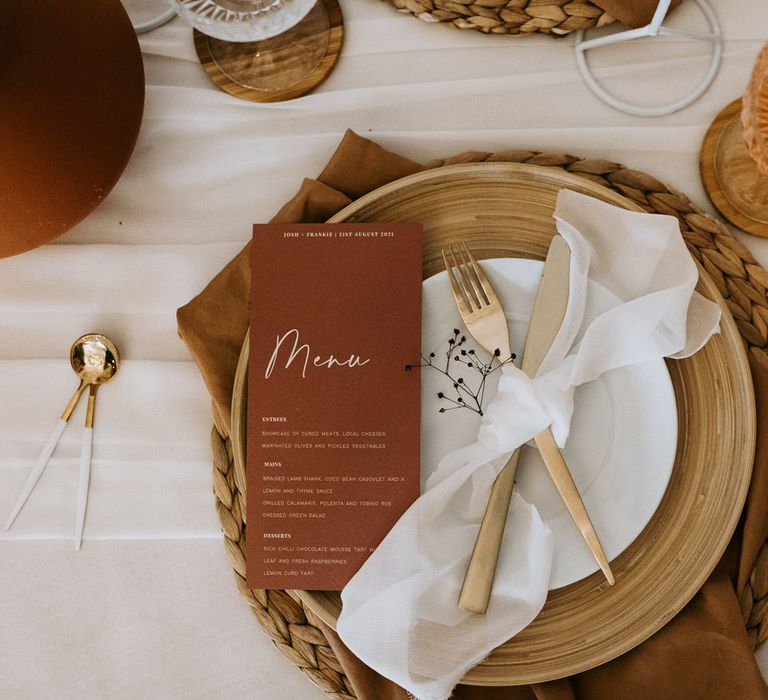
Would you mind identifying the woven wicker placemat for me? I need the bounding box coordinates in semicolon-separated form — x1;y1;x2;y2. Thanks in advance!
210;149;768;699
380;0;615;36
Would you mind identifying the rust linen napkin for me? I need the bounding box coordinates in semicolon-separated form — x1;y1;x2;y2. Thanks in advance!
177;131;768;700
593;0;682;29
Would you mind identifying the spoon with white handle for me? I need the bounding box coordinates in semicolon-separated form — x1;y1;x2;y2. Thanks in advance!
4;333;120;549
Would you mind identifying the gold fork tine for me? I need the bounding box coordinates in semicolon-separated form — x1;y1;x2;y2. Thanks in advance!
461;242;493;306
456;243;489;307
442;249;471;315
448;245;477;311
451;244;482;310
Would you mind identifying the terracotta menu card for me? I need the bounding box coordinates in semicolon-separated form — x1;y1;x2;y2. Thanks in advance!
247;223;422;590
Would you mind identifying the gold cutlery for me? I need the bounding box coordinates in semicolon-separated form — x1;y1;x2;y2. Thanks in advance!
5;334;120;551
443;240;613;615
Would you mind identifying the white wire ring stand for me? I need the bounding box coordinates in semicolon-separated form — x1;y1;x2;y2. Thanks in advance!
574;0;723;117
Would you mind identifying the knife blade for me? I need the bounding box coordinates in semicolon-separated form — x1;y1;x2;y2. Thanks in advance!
521;234;571;376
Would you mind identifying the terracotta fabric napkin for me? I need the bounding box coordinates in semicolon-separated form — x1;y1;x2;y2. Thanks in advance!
177;131;768;700
593;0;682;29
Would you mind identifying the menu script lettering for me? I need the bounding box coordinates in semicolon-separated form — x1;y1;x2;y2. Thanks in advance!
265;328;371;379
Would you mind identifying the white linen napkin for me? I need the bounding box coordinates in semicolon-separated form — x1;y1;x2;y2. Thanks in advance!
336;190;722;700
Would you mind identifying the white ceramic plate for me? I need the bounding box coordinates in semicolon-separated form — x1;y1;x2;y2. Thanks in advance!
421;258;677;589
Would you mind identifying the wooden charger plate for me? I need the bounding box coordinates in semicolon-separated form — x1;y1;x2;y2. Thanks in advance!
232;163;755;684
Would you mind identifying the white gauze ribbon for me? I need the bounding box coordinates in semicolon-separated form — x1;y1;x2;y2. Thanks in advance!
337;190;722;700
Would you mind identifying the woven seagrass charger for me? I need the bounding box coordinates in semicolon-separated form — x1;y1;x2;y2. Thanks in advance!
210;149;768;699
378;0;615;36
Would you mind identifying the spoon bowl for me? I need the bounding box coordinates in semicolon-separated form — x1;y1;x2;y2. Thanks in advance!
70;333;121;386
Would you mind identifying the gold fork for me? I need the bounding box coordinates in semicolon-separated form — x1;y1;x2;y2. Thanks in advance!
443;241;614;614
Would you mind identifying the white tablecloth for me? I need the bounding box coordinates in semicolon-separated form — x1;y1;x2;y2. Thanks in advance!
1;2;768;697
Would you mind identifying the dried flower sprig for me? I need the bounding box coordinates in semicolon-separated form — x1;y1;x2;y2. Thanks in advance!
405;328;516;416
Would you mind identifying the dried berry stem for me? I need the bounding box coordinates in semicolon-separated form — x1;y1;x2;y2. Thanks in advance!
406;328;516;416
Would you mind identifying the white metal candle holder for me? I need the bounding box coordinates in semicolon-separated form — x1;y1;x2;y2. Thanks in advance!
574;0;722;117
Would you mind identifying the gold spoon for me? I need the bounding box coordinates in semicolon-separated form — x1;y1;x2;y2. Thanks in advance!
4;334;120;550
71;334;120;550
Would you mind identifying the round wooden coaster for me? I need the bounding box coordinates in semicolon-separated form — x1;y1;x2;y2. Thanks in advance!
193;0;343;103
701;98;768;238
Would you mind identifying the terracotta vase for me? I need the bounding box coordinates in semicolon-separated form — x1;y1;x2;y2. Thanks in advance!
0;1;144;258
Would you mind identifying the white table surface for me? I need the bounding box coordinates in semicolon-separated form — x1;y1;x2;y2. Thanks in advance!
1;2;768;698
